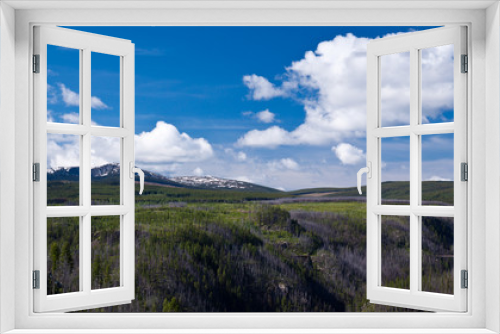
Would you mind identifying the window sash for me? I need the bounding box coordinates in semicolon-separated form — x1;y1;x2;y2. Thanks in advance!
366;26;467;312
32;26;136;313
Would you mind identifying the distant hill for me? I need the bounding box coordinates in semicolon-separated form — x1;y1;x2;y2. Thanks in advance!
48;163;281;193
289;181;453;205
170;175;281;193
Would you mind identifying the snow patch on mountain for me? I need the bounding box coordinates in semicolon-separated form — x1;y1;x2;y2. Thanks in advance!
170;176;250;189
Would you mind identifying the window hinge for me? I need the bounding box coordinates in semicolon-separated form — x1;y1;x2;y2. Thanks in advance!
33;163;40;182
33;270;40;289
461;162;468;181
461;54;468;73
33;54;40;73
461;270;468;289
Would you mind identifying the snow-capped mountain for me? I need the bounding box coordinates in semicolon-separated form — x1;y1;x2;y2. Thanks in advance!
47;163;280;192
171;176;250;189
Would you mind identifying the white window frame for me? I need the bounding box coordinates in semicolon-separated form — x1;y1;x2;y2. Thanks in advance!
366;26;467;312
33;26;136;313
0;1;499;333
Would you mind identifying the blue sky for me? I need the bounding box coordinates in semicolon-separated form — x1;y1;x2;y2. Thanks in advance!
47;26;454;190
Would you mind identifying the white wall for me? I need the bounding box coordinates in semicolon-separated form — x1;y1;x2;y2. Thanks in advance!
485;2;500;332
0;2;16;333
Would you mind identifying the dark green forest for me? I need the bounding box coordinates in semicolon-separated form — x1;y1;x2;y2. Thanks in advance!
46;180;454;312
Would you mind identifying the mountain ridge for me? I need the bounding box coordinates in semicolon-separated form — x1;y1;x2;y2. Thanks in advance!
47;163;281;193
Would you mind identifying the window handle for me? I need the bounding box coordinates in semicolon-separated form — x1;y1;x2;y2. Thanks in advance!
357;162;371;195
129;162;144;195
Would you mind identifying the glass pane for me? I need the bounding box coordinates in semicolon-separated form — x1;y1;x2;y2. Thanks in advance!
421;45;454;124
47;133;80;206
381;215;410;290
91;52;120;127
421;134;454;206
380;52;410;127
47;217;80;295
421;216;454;294
91;136;121;205
47;45;80;124
91;216;120;290
381;136;410;205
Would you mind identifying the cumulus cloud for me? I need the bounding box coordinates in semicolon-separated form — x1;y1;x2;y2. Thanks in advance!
243;74;286;100
242;109;277;124
47;134;80;169
47;84;58;104
47;121;214;175
237;152;247;161
91;96;109;110
256;109;276;123
91;137;121;167
268;158;300;171
59;83;79;106
47;109;55;123
238;33;454;148
58;83;110;110
135;121;214;165
421;45;454;122
332;143;365;165
224;148;248;162
237;126;292;148
60;112;79;124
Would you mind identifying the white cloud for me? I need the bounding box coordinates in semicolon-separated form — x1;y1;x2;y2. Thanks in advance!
256;109;276;123
268;158;300;171
91;96;110;110
135;121;214;165
58;83;110;110
237;125;293;148
242;109;277;124
47;121;215;176
421;45;454;122
224;148;248;162
427;175;451;181
47;109;55;123
47;134;120;170
243;74;286;100
91;136;121;167
60;112;79;124
332;143;365;165
237;151;247;162
59;83;79;106
47;84;58;104
238;33;453;148
47;134;80;169
193;167;204;176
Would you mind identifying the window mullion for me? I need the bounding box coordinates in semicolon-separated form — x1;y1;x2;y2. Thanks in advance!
409;47;420;294
82;48;92;294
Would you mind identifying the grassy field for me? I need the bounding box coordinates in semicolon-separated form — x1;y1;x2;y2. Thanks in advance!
46;181;454;312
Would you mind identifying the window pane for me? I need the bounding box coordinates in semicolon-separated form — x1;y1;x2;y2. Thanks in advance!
421;134;454;206
91;216;120;290
421;216;454;294
47;133;80;206
381;136;410;205
47;217;80;295
381;215;410;290
380;52;410;127
47;45;80;124
421;45;454;124
91;136;121;205
91;52;120;127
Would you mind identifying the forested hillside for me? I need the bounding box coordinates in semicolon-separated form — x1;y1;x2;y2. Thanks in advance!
46;181;454;312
